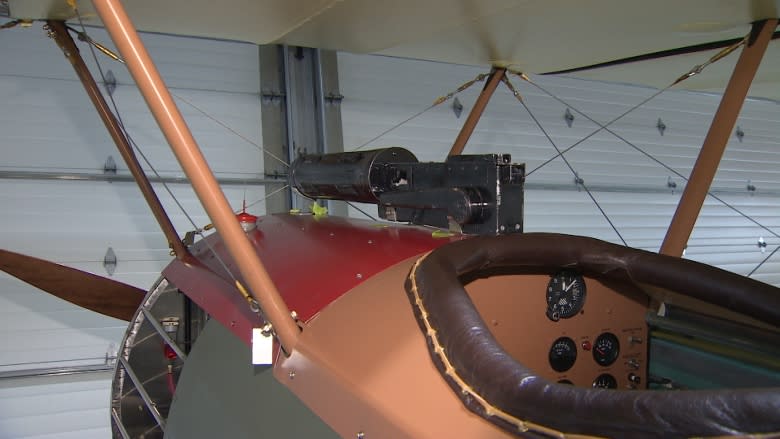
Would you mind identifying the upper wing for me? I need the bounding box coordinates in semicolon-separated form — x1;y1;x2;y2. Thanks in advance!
8;0;778;99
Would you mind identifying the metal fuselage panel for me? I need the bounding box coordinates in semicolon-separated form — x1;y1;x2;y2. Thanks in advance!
273;255;649;437
164;214;459;345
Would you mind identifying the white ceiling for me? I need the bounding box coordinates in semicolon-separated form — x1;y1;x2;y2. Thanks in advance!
8;0;780;100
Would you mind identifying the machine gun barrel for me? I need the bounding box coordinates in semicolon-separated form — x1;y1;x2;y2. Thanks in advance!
291;147;418;203
290;148;525;236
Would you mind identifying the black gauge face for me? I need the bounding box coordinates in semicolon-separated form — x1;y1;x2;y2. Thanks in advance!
593;332;620;367
546;271;586;321
548;336;577;372
593;373;618;389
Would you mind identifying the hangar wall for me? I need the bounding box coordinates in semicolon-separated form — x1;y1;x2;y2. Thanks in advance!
0;24;778;438
0;26;264;438
338;52;780;286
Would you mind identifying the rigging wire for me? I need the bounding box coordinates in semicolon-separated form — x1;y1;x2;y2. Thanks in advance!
61;22;290;170
66;17;774;278
170;92;290;169
353;72;490;151
345;74;493;221
345;201;379;222
525;35;747;178
505;76;628;246
508;31;777;276
286;185;379;221
71;10;240;283
352;105;435;151
245;184;290;211
748;244;780;277
520;75;780;243
525;86;669;177
65;23;292;218
199;184;291;231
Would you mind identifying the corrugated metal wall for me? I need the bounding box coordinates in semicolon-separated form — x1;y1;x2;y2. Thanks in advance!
0;375;110;439
0;26;264;437
1;24;778;438
338;52;780;285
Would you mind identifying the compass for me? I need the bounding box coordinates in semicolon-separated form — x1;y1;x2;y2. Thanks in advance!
546;271;586;321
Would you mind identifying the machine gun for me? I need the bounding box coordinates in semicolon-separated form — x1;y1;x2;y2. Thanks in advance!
290;147;525;235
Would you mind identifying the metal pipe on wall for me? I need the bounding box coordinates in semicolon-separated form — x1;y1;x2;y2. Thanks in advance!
0;170;283;186
0;364;113;380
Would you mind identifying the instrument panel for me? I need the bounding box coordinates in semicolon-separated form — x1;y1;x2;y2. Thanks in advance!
465;271;649;390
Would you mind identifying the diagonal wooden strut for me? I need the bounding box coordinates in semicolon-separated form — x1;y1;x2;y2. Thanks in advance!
448;68;506;156
46;20;188;260
93;0;300;354
660;19;778;258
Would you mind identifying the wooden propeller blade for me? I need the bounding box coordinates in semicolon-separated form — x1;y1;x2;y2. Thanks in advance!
0;249;145;321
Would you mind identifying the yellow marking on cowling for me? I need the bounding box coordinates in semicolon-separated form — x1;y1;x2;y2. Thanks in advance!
311;203;328;217
432;230;454;238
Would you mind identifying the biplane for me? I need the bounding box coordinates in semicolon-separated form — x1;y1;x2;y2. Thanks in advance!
0;0;779;437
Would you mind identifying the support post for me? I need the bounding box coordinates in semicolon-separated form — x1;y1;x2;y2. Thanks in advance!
448;67;506;156
660;19;777;257
46;20;188;259
258;45;292;214
93;0;300;353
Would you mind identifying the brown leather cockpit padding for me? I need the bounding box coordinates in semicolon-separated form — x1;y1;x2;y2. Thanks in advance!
405;232;780;438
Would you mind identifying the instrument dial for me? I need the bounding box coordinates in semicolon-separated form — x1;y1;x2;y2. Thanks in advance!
548;336;577;372
593;332;620;366
593;373;617;389
546;271;586;321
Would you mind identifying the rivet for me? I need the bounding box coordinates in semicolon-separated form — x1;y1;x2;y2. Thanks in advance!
356;432;365;439
230;321;235;327
289;371;296;379
356;273;363;279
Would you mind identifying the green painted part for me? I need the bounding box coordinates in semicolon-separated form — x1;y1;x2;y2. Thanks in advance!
649;337;780;390
165;320;339;439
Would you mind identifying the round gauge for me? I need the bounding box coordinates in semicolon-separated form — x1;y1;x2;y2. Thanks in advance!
548;336;577;372
592;332;620;367
592;373;618;389
546;271;586;321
